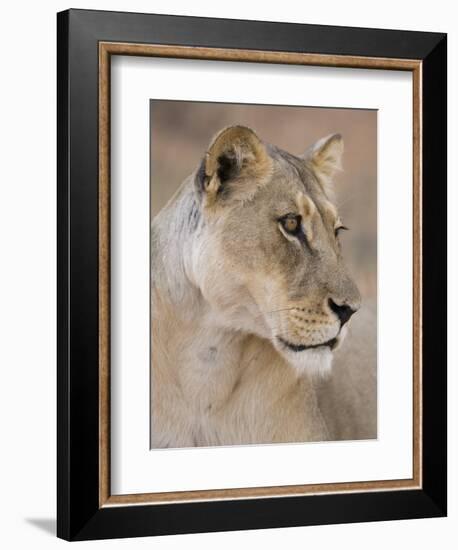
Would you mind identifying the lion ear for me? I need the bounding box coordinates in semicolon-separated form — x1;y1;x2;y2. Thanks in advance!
196;126;272;206
302;134;343;195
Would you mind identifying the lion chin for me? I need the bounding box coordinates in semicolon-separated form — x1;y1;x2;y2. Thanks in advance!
276;345;334;378
273;325;348;378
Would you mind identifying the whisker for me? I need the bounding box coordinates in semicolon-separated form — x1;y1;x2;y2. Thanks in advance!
262;306;297;316
251;306;299;323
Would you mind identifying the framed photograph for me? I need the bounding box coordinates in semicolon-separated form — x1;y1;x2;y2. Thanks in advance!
57;9;447;541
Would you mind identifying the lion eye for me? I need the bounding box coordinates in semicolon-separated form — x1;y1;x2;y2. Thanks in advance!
280;214;302;236
334;225;349;237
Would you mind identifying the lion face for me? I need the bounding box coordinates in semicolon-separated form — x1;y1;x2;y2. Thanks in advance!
188;126;361;376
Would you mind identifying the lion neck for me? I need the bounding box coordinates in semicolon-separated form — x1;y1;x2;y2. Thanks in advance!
151;179;248;391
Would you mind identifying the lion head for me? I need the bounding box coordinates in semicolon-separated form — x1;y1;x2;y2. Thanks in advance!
184;126;361;376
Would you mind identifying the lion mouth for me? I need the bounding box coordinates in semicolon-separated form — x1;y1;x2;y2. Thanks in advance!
277;336;338;352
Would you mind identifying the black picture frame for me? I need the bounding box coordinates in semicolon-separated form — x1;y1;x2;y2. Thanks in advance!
57;8;447;541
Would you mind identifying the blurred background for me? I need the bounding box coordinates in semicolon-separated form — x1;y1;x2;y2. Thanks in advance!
150;100;377;304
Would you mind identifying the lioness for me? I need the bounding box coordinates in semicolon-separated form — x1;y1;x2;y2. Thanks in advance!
151;126;363;448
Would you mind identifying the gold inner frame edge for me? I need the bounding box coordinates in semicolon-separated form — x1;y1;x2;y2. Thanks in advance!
98;41;422;507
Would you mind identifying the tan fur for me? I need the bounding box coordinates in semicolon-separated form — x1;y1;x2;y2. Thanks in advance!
203;126;273;208
303;133;344;199
151;126;362;448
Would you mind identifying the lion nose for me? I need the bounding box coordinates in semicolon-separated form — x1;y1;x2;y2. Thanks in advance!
328;299;357;326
